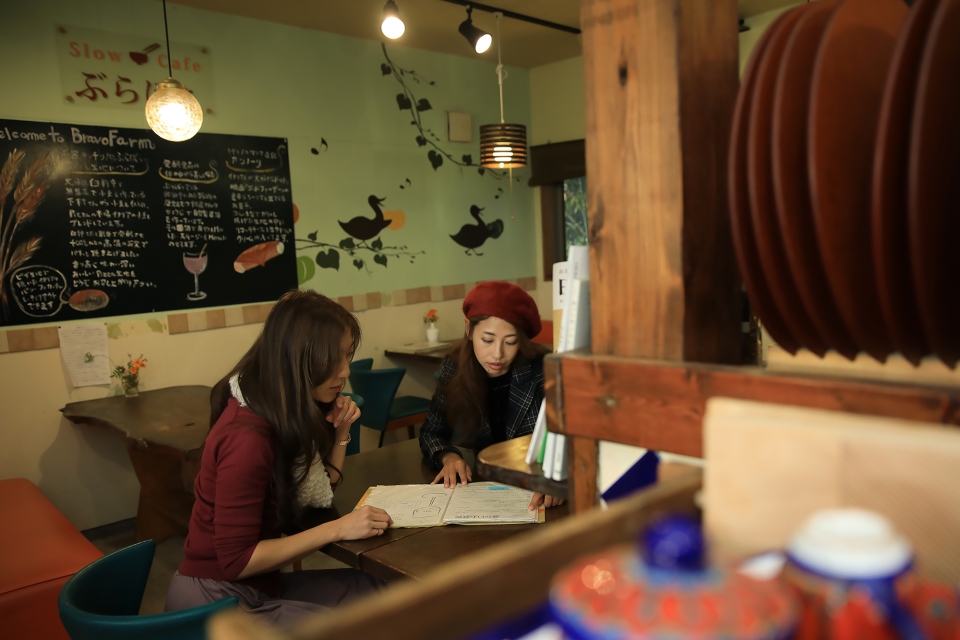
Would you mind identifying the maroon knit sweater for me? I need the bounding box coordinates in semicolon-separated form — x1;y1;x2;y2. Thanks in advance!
178;397;281;595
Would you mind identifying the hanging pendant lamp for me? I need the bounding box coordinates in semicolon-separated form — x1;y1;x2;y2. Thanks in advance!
479;13;527;169
145;0;203;142
381;0;405;39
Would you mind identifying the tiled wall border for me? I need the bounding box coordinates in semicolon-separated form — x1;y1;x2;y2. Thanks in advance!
0;277;537;350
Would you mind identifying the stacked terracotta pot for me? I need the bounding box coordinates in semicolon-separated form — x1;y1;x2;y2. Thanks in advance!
729;0;960;367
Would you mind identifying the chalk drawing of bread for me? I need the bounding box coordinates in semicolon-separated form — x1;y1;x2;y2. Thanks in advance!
234;241;284;273
68;289;110;312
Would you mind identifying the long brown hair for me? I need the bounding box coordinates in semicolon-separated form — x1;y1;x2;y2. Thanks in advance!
441;315;549;442
210;290;361;528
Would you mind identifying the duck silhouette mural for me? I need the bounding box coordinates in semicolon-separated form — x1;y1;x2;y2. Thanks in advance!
338;195;391;241
450;205;503;256
296;194;424;278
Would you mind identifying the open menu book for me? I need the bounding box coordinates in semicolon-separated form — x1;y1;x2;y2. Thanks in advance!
355;482;545;528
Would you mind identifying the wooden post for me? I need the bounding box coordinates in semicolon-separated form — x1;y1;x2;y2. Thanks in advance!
581;0;741;363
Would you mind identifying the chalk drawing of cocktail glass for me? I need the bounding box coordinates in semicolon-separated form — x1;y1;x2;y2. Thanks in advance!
413;493;446;518
183;250;208;301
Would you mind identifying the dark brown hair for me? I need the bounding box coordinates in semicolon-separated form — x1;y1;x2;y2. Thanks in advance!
441;315;549;442
210;290;361;528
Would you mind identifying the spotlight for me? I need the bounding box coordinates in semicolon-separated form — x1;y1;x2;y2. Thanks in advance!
381;0;405;39
459;6;492;54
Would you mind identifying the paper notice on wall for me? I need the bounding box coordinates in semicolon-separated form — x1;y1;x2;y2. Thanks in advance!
58;324;110;387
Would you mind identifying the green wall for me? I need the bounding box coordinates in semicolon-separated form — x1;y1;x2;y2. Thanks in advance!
0;0;535;302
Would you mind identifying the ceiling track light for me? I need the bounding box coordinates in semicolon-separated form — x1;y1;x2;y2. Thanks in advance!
458;6;492;54
442;0;580;36
381;0;405;39
144;0;203;142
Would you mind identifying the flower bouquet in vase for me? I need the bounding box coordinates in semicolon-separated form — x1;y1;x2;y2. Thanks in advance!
112;354;147;397
424;309;440;344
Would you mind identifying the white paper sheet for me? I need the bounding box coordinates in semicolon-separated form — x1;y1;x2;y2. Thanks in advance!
58;324;110;387
361;484;454;528
442;482;537;524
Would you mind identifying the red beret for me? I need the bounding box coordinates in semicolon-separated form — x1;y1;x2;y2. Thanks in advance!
462;281;542;339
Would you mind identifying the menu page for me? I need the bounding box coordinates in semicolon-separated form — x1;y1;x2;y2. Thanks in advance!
359;484;454;528
357;482;542;527
442;482;538;524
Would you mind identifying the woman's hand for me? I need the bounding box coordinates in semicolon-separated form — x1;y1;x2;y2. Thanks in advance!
528;492;564;511
326;394;361;433
335;505;393;541
431;452;472;488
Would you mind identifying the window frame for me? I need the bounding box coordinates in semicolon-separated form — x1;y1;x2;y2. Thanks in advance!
528;139;586;281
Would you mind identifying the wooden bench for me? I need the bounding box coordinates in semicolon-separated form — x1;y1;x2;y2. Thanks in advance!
0;478;103;640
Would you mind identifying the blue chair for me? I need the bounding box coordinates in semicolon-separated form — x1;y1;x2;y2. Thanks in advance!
350;358;374;372
58;540;237;640
340;391;363;456
348;367;432;448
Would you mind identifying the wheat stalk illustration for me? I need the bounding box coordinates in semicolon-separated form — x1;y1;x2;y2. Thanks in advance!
0;151;50;318
0;150;24;246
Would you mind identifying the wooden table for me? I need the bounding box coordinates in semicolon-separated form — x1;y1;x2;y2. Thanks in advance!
383;343;454;364
61;385;211;543
299;438;567;582
475;435;568;498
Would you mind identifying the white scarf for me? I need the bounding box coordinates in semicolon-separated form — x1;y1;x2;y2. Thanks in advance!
229;375;334;509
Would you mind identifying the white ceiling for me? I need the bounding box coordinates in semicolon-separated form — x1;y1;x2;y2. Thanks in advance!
169;0;801;68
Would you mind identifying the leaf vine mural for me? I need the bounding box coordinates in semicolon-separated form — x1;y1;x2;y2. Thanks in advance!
295;193;425;280
380;44;506;179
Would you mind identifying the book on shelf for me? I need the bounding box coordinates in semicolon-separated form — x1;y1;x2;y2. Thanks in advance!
526;399;548;465
529;247;592;473
543;432;558;478
551;260;569;348
355;482;545;527
557;246;590;352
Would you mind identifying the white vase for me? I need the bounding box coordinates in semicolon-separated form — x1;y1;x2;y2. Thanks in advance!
426;323;440;344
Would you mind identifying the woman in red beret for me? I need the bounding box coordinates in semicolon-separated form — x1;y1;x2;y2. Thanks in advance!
419;281;564;510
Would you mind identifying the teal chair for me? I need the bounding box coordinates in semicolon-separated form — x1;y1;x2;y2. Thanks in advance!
348;367;432;448
340;391;363;456
350;358;374;372
58;540;237;640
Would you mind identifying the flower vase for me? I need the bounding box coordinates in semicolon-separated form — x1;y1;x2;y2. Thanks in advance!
426;322;440;344
122;374;140;398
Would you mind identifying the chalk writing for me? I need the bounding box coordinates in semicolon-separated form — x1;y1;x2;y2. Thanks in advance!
0;117;296;327
10;265;68;317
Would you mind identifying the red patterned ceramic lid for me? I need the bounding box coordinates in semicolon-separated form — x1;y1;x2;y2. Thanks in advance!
549;517;799;640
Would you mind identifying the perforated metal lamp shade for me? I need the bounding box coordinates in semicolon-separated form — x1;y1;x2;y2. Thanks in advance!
479;123;528;169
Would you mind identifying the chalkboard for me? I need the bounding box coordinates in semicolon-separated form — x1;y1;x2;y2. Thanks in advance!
0;118;297;328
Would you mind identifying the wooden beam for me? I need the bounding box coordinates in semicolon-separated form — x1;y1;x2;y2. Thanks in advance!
210;471;702;640
567;436;598;514
556;352;960;457
581;0;740;363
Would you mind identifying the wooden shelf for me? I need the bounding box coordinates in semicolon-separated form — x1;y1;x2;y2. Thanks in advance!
547;350;960;458
475;435;568;499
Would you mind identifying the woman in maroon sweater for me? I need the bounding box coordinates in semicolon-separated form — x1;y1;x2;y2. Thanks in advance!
165;290;392;626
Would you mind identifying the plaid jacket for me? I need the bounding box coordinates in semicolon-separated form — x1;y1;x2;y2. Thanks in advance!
419;355;545;469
